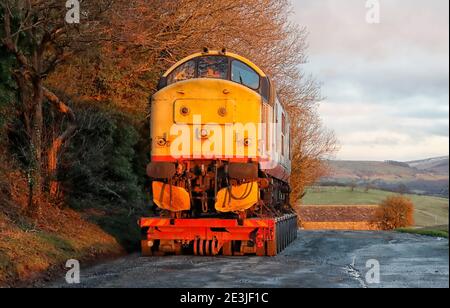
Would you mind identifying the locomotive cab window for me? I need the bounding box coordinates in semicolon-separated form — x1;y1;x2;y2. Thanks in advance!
165;55;262;92
231;60;260;90
167;59;196;85
198;56;228;79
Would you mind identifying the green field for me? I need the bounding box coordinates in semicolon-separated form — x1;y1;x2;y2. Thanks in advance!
302;186;449;227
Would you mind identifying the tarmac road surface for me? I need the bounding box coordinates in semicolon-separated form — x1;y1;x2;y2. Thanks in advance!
41;231;449;288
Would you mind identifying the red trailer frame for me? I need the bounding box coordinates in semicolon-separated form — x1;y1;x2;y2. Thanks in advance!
139;214;297;256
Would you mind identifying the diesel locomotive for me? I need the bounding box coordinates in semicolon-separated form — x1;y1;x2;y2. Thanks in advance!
140;49;298;256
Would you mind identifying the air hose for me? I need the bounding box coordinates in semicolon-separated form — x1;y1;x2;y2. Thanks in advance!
221;179;255;208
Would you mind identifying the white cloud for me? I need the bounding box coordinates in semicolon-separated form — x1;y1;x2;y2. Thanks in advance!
293;0;449;160
319;100;449;160
337;135;449;161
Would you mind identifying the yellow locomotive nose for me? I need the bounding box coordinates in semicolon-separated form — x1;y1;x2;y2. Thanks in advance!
151;78;262;162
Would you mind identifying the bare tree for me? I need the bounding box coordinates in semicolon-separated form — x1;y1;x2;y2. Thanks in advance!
290;108;338;205
1;0;112;217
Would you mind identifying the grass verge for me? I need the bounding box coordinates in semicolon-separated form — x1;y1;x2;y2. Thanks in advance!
397;226;449;239
0;202;125;287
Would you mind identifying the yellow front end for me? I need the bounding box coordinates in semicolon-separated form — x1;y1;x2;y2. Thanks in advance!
150;78;263;213
151;78;263;161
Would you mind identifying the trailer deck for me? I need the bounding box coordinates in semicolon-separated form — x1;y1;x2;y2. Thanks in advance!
140;214;298;256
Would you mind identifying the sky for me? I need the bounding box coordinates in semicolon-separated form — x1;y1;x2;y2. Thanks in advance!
291;0;449;161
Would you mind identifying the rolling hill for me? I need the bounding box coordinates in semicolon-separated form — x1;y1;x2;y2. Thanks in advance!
320;156;449;197
408;156;449;175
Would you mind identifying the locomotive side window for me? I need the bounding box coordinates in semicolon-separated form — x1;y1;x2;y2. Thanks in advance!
231;60;260;90
167;59;196;85
198;56;228;79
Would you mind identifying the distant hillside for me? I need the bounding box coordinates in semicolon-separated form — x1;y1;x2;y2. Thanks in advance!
320;156;449;197
408;156;449;175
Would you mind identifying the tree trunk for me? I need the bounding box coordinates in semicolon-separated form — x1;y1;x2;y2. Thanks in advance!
29;78;44;219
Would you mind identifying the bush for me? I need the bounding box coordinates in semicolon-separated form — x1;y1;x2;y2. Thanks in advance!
60;101;144;209
58;102;148;250
373;195;415;230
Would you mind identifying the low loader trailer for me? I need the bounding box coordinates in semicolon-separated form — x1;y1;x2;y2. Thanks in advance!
139;214;298;256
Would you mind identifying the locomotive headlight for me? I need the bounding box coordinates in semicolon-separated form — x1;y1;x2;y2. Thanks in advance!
157;138;167;147
218;107;227;117
244;138;252;147
200;128;209;138
180;106;190;116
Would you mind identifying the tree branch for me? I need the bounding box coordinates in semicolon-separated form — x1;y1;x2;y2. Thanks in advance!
2;4;33;70
42;87;77;197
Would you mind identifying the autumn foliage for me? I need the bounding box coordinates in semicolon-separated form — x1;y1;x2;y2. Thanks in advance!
1;0;337;219
48;0;338;205
372;196;415;230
